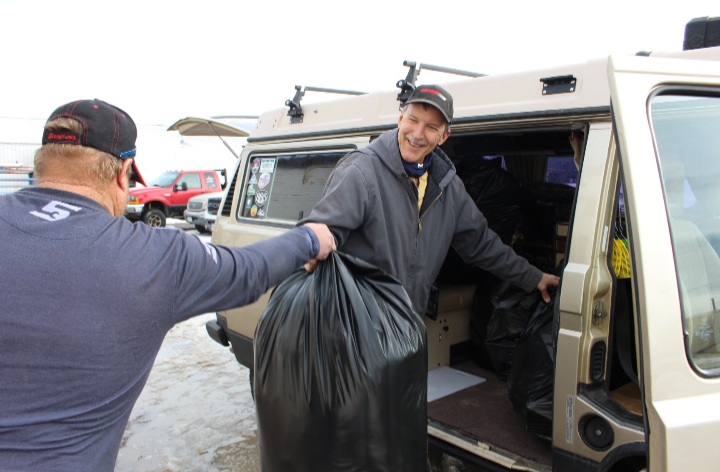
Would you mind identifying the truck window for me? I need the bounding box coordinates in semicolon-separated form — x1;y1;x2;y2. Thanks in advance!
238;151;347;223
651;91;720;375
204;173;218;189
149;171;180;187
178;173;202;190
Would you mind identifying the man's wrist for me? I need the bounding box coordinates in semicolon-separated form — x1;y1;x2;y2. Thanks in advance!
300;226;320;258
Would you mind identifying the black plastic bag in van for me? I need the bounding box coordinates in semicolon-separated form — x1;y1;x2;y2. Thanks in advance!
507;298;555;441
484;281;541;379
254;251;428;472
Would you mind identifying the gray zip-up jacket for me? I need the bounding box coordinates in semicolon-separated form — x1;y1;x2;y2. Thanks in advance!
304;128;542;314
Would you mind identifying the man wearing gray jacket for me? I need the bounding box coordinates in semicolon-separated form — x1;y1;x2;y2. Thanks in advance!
304;84;559;316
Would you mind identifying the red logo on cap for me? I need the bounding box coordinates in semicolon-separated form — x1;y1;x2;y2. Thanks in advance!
420;88;446;101
47;133;79;142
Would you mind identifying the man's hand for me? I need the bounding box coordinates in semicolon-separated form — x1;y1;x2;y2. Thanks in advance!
302;223;336;272
537;273;560;303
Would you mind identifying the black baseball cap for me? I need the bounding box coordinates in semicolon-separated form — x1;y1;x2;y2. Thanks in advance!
405;84;454;124
42;99;146;186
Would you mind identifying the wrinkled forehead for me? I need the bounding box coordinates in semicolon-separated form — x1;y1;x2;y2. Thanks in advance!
403;103;449;128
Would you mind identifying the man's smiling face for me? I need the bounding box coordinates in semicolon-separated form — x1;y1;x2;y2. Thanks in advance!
397;103;450;164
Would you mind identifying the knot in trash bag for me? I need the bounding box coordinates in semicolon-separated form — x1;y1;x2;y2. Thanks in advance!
254;251;428;472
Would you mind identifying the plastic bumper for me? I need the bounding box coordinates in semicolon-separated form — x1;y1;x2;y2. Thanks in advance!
184;210;206;226
125;204;144;217
206;319;229;346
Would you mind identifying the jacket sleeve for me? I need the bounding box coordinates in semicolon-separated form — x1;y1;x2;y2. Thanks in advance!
170;226;319;323
298;160;369;247
450;180;543;293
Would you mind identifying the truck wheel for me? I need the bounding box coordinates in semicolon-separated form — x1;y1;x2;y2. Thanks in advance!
143;208;166;228
195;225;211;234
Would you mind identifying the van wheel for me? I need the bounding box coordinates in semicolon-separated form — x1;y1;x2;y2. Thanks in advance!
143;208;166;228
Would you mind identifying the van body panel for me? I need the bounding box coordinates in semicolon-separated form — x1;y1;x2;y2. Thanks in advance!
609;54;720;470
553;120;631;461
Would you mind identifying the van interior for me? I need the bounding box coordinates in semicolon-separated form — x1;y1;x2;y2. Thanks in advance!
418;124;640;469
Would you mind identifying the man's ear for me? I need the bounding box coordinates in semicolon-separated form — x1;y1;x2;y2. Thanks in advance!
117;159;133;192
438;128;451;146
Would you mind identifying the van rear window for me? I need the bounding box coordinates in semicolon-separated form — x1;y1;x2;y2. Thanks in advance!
238;151;346;223
545;156;578;187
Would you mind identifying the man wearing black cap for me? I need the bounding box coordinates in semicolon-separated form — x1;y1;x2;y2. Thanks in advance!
0;99;335;471
303;84;559;317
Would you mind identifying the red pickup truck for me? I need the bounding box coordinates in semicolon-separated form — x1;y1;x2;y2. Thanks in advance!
125;169;226;227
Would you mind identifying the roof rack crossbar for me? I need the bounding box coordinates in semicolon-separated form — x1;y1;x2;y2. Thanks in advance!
285;85;367;124
396;60;487;104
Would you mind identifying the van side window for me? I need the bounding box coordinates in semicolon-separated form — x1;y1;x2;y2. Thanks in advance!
238;151;346;222
652;92;720;375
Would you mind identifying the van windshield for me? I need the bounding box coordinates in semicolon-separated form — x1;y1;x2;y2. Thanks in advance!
651;91;720;375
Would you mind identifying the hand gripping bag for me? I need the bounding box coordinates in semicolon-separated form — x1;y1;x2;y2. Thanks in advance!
254;251;428;472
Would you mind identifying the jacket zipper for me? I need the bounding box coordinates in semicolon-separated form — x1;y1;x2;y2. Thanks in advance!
418;191;442;232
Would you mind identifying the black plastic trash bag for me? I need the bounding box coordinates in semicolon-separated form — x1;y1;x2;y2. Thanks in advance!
484;281;540;379
507;298;555;441
254;251;428;472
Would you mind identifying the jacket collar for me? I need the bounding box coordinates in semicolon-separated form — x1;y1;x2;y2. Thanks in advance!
367;129;457;189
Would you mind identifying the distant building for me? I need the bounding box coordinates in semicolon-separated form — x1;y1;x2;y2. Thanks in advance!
0;141;37;169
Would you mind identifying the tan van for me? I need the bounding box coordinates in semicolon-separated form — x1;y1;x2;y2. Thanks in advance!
191;17;720;471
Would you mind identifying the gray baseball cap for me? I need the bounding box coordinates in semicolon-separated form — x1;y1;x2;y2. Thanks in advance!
405;84;454;123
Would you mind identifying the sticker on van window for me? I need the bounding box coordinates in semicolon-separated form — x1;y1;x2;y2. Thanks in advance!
249;174;258;185
250;205;258;217
255;190;268;207
258;173;271;189
260;159;276;174
247;185;256;196
251;159;260;174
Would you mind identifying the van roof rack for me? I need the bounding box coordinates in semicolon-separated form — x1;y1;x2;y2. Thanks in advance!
396;60;486;104
286;86;366;124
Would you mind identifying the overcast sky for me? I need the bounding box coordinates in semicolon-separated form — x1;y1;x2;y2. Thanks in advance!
1;1;717;180
2;0;718;126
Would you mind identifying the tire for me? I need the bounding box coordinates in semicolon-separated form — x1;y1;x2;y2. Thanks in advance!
142;208;166;228
195;225;210;234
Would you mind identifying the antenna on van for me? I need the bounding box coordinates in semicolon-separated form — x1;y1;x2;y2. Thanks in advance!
396;60;486;104
286;85;366;124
